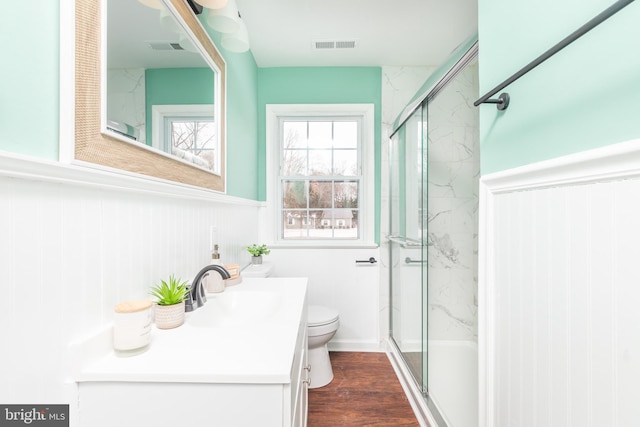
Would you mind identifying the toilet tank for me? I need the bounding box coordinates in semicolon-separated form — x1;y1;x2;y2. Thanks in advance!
241;262;274;278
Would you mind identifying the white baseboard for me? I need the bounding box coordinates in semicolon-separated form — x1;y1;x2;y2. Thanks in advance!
328;339;383;352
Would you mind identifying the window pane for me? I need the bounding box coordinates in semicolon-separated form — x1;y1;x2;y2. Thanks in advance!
283;181;307;208
283;121;307;148
283;149;307;175
197;150;216;169
334;210;358;239
333;121;358;148
309;181;332;208
194;121;216;149
170;119;217;171
309;210;333;239
283;210;308;239
333;149;358;175
171;120;215;150
308;228;330;239
308;150;331;176
308;122;332;148
334;181;359;208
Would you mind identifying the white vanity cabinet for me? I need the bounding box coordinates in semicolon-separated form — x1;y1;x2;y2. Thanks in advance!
74;278;309;427
288;309;309;427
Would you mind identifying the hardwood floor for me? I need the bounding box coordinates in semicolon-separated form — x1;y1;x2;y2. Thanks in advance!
307;352;420;427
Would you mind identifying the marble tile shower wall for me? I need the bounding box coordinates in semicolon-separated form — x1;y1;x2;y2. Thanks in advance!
427;63;479;341
108;68;146;143
0;174;260;402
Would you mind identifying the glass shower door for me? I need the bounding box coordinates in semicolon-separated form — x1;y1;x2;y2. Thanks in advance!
389;39;479;427
389;104;427;391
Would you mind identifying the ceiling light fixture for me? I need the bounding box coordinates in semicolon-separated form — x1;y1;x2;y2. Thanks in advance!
159;7;181;33
194;0;228;9
221;19;250;53
205;0;241;33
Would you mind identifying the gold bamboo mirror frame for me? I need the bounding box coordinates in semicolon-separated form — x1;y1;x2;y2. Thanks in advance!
75;0;226;191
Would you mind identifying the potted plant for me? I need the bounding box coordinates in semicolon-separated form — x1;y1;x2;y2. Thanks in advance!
150;275;190;329
247;244;270;265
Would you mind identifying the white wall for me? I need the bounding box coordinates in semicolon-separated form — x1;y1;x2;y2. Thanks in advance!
267;248;381;351
0;154;261;405
480;139;640;427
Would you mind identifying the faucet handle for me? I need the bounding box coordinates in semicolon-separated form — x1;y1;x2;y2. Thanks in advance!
184;284;196;312
199;274;207;304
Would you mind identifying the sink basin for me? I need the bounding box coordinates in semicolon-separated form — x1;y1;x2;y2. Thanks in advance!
188;290;282;328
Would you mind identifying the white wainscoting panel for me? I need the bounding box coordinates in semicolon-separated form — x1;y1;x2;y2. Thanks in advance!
0;154;261;416
267;248;381;351
480;139;640;427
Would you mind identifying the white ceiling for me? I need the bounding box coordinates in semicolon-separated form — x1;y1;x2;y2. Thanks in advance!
235;0;478;67
108;0;208;69
108;0;478;70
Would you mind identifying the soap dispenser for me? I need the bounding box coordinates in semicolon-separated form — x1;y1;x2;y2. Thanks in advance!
204;244;225;293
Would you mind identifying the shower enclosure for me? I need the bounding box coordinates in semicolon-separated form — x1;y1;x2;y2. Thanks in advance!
388;38;479;427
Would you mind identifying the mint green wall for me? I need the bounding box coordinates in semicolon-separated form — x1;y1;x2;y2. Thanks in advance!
479;0;640;174
145;68;215;144
257;67;383;241
204;27;260;200
0;1;59;159
0;5;259;200
221;49;259;200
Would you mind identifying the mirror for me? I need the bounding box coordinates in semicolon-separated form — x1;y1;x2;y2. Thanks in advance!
75;0;226;191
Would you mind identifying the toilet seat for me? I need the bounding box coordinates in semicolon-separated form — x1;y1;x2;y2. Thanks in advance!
308;305;339;327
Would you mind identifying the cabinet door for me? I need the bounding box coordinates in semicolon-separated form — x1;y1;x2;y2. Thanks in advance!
293;349;311;427
292;325;309;426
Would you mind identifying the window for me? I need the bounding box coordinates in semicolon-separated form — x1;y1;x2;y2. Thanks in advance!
151;105;219;173
164;116;217;171
266;104;374;246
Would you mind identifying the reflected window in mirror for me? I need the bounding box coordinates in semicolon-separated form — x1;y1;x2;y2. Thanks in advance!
152;104;219;173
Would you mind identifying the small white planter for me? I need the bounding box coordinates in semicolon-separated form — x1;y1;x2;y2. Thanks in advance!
154;301;185;329
251;255;263;265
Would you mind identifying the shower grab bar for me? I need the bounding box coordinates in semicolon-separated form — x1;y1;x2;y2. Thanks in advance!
474;0;635;110
405;257;424;264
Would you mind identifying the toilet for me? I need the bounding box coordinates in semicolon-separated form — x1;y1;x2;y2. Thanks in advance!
307;305;340;388
241;262;340;388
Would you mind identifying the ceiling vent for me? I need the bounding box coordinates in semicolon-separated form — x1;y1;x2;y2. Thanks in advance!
312;40;358;50
147;41;185;51
335;40;357;49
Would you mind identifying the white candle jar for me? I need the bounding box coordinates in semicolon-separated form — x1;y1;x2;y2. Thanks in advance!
113;300;153;352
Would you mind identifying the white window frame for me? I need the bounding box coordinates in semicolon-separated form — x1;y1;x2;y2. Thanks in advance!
265;104;375;247
151;104;219;173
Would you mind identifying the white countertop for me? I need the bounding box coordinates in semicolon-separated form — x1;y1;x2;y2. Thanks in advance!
72;277;308;384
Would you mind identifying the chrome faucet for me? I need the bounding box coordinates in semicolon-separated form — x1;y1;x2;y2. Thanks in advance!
185;264;231;312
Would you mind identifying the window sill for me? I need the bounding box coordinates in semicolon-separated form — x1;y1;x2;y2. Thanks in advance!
268;241;379;250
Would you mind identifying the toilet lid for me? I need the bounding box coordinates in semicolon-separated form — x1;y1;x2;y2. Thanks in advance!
308;305;339;327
